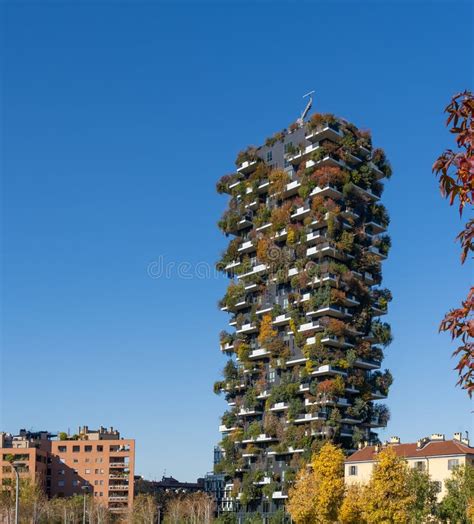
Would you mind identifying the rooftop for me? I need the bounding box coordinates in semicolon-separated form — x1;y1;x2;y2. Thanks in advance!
346;434;473;463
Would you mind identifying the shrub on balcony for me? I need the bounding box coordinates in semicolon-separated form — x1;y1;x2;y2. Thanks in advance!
245;421;263;439
372;320;393;347
270;203;292;232
287;398;304;421
337;230;355;253
223;360;238;381
222;410;237;428
326;318;346;337
254;206;272;228
308;112;337;131
222;282;246;310
243;388;259;410
235;146;258;167
269;169;290;196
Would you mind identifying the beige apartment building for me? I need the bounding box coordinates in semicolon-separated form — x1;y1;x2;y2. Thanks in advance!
345;432;473;500
0;426;135;514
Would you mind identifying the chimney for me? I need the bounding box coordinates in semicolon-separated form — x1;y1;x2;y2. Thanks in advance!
389;436;400;444
417;437;429;449
462;437;470;446
430;433;445;441
358;442;363;450
453;432;462;442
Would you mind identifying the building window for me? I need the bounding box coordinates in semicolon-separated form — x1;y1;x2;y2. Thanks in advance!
433;481;442;493
72;480;80;487
85;469;91;474
85;446;92;453
266;151;272;162
58;446;66;453
58;469;65;476
95;469;99;474
414;461;425;471
448;459;460;470
73;459;78;464
58;481;65;487
284;142;293;153
97;446;103;452
85;459;90;463
349;465;358;476
94;480;99;486
72;446;80;453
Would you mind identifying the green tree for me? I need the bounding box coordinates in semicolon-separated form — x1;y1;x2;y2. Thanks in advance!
439;463;474;524
406;468;439;522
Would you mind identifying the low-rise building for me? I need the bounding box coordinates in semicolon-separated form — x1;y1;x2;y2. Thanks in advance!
345;432;473;500
0;426;135;514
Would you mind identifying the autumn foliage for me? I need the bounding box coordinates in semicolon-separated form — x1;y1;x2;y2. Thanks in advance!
433;91;473;395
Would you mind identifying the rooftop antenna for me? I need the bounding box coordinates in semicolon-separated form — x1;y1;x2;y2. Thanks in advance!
297;90;315;127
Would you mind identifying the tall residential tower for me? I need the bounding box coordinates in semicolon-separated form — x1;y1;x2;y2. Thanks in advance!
214;110;393;520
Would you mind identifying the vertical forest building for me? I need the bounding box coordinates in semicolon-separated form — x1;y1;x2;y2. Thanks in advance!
214;109;393;521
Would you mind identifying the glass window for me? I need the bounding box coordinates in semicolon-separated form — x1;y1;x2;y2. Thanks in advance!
72;446;80;453
58;446;66;453
85;446;92;453
349;465;358;476
58;480;65;487
85;469;91;474
266;151;272;162
97;445;103;452
448;459;459;470
414;461;425;471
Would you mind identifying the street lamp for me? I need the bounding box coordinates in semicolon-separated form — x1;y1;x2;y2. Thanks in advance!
81;485;90;524
11;461;26;524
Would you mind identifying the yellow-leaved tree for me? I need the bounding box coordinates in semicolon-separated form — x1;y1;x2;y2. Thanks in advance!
361;447;416;523
286;442;345;523
338;484;365;524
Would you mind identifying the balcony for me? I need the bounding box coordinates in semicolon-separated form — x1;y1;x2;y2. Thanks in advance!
354;358;381;370
353;184;380;201
287;356;308;366
255;222;272;232
310;184;343;200
298;320;324;333
236;217;252;230
273;228;288;241
224;260;241;272
283;179;301;197
344;294;360;306
321;335;354;349
294;412;327;424
220;342;234;353
237;160;257;174
311;272;338;287
108;496;129;502
306;156;345;170
371;390;387;400
372;302;387;316
249;348;271;360
306;305;352;319
307;243;344;260
291;205;311;220
270;402;288;412
219;424;238;433
369;162;385;180
238;408;262;416
369;246;387;260
367;416;385;428
237;263;268;280
287;143;322;164
238;240;255;254
305;125;343;143
109;463;128;468
366;220;387;234
109;485;129;491
273;313;291;326
236;323;258;334
306;230;327;245
312;365;347;377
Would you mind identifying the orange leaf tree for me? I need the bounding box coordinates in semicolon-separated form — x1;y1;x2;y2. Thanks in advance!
433;90;473;395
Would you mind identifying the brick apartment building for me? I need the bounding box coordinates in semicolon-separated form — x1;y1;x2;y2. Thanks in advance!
0;426;135;514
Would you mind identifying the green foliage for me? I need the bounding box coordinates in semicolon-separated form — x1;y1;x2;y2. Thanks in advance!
58;432;68;440
406;468;440;522
215;513;238;524
439;464;474;524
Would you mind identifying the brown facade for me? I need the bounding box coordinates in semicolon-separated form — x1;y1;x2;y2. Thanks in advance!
0;428;135;514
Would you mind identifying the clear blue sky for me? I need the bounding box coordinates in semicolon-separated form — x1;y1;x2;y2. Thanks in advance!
1;1;472;481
